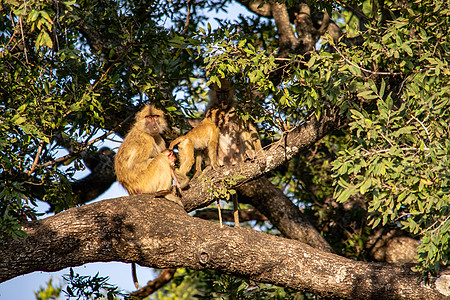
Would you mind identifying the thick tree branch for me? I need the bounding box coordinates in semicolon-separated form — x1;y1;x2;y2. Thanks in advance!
1;195;448;299
239;0;272;17
271;2;300;56
194;208;268;223
181;105;346;211
239;177;334;253
71;147;116;205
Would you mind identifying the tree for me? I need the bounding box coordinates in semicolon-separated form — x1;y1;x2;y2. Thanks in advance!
1;0;449;299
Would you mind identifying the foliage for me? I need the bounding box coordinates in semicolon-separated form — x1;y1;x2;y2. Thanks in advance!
62;268;125;300
154;269;307;300
331;0;450;275
34;278;63;300
0;0;449;298
205;171;244;201
0;0;191;236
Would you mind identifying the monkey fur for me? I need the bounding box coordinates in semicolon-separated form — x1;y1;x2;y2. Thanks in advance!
115;105;168;195
169;109;221;189
115;106;183;288
207;78;263;227
207;79;262;166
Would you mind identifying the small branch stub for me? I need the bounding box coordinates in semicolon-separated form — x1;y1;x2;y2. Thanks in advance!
199;251;210;265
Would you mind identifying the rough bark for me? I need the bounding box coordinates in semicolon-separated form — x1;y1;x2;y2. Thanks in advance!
181;104;347;211
239;177;334;253
271;2;300;56
1;195;448;299
71;147;116;205
194;208;268;223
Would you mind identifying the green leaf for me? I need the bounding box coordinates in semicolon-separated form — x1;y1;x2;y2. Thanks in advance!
357;90;377;100
40;11;53;25
379;79;386;98
371;217;381;228
360;178;372;195
36;30;53;48
27;10;39;22
14;116;26;125
63;0;77;5
165;106;177;112
307;55;316;68
350;109;364;120
403;44;413;56
336;188;354;203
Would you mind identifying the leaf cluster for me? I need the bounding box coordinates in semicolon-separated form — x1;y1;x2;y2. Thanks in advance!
62;268;125;300
331;0;450;274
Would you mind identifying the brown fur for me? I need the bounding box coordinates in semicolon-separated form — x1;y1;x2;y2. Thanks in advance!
115;105;169;195
169;109;221;188
207;79;262;166
207;78;263;228
121;150;175;194
114;105;175;288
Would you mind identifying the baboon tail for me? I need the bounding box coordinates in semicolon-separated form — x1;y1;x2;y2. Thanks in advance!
132;262;139;288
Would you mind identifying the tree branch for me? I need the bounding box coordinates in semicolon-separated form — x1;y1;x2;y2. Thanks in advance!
181;105;347;211
239;177;334;253
194;208;268;223
238;0;272;17
1;195;448;299
271;2;300;56
71;147;116;205
130;268;176;298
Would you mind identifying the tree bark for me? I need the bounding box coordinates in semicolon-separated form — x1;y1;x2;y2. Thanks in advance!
1;195;448;299
239;177;333;253
130;268;176;298
194;208;268;223
181;104;347;211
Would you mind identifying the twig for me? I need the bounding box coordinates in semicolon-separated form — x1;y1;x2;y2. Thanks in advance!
62;65;113;119
19;17;29;64
232;194;240;227
377;129;394;147
420;215;450;236
194;208;268;222
362;146;429;157
217;199;223;228
182;0;191;36
62;47;130;119
410;115;431;144
334;0;370;23
130;268;177;298
26;140;45;176
40;112;134;169
332;44;402;76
